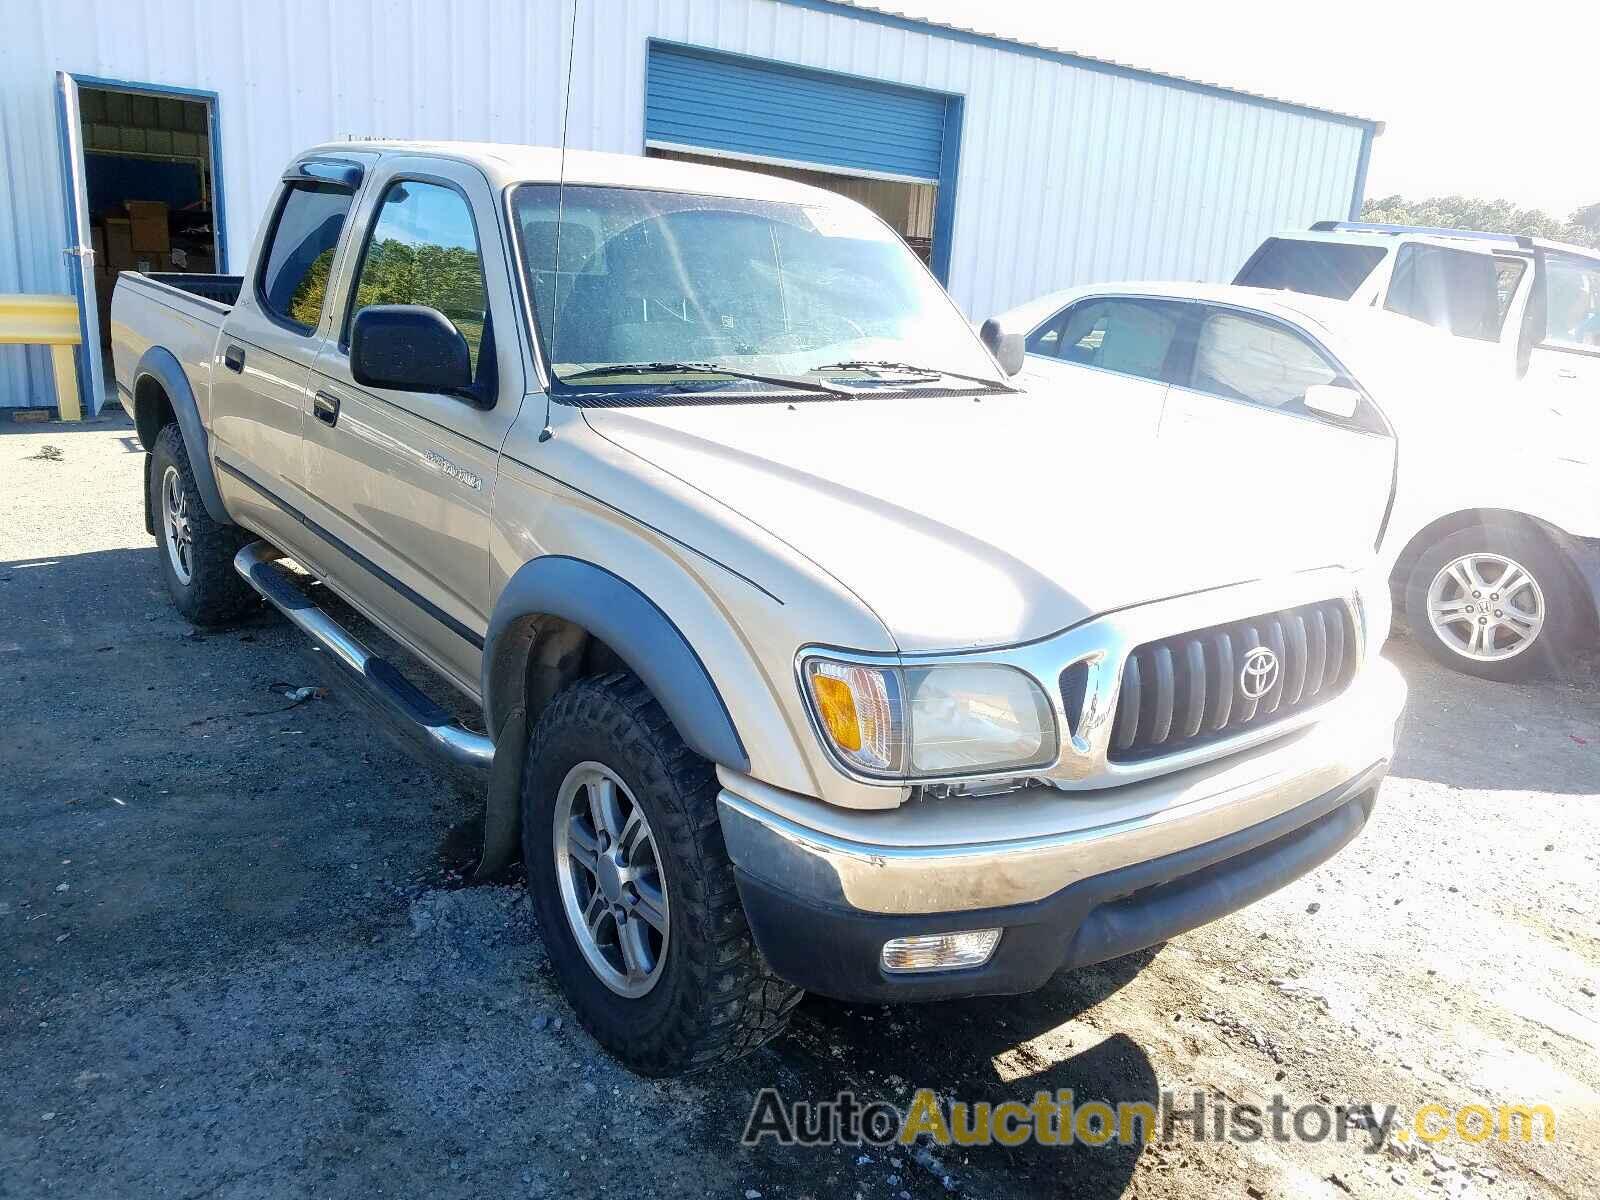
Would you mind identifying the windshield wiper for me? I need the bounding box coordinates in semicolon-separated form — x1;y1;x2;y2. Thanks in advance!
807;360;1017;391
560;362;852;397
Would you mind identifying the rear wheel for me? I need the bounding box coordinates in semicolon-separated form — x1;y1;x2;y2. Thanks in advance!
148;424;253;625
522;672;801;1076
1404;523;1573;681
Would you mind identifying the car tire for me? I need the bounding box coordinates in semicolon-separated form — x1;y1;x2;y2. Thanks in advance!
1403;522;1574;682
149;423;254;625
521;671;802;1076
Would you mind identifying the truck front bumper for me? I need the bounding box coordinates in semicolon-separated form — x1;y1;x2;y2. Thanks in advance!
718;657;1405;1002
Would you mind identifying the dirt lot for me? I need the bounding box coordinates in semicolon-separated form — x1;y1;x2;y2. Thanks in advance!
3;416;1598;1200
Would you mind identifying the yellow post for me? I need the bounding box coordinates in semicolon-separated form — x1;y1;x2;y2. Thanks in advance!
48;344;82;422
0;294;84;421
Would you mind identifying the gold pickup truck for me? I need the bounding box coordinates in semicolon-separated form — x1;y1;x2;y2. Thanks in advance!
113;140;1406;1076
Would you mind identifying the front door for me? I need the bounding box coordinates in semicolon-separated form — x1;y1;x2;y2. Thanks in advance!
300;159;531;697
1018;296;1179;441
1525;250;1600;413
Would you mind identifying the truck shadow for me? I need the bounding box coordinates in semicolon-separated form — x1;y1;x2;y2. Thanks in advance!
705;949;1161;1198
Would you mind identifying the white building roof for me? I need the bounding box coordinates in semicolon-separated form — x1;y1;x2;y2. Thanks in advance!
831;1;1385;131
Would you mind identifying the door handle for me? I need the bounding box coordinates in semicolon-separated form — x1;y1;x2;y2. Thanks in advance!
312;390;341;427
222;345;245;373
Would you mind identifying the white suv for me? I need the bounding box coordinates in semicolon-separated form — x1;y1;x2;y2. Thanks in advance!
1234;222;1600;400
998;281;1600;681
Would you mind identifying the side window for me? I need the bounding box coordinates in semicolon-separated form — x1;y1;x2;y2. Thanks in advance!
1233;237;1387;300
1024;316;1064;358
1492;257;1527;327
1383;244;1500;340
258;183;356;331
1189;311;1339;411
348;180;489;372
1542;253;1600;351
1026;299;1181;384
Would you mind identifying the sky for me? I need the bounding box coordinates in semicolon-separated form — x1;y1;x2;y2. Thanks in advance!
895;1;1599;219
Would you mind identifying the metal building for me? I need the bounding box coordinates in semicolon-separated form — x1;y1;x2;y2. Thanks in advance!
0;0;1381;416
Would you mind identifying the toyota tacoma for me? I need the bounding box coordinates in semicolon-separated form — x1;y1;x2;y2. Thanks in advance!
112;141;1406;1075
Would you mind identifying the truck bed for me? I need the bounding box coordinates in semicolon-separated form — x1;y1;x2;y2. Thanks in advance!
110;271;240;420
143;273;243;308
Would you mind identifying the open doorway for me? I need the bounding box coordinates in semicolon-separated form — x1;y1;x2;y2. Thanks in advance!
645;147;937;266
62;79;223;403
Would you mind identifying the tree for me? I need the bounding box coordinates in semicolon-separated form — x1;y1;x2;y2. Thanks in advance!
1358;194;1600;251
347;238;488;364
1571;202;1600;238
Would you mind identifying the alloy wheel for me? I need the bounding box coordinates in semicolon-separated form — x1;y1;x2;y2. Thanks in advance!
160;465;193;585
552;761;671;998
1426;552;1545;663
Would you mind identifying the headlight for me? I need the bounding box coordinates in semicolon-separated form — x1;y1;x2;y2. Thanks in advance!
801;656;1057;780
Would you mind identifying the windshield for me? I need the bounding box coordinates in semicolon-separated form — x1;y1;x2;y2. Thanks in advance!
510;184;1004;398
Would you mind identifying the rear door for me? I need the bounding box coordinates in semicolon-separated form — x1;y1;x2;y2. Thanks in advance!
209;160;367;566
1160;305;1396;561
300;158;531;696
1526;250;1600;409
1018;296;1182;440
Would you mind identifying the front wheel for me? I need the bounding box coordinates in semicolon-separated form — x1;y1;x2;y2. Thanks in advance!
1403;523;1574;681
522;672;801;1076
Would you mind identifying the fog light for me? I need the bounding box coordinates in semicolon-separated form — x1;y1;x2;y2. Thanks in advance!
880;929;1001;973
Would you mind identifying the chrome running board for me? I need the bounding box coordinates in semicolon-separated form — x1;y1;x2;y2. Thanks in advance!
234;540;494;771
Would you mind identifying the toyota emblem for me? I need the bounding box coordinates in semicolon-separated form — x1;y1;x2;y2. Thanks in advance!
1239;646;1279;700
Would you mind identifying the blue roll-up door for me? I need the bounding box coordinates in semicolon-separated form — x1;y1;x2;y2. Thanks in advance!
645;42;950;183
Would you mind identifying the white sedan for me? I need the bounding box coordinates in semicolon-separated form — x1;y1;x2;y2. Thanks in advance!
991;282;1600;680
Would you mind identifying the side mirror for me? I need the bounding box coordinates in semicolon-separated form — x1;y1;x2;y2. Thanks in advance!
350;305;474;395
1303;383;1361;420
979;317;1026;377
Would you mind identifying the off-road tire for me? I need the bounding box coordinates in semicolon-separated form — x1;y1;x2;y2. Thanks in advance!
522;672;802;1076
1403;521;1575;682
149;423;253;625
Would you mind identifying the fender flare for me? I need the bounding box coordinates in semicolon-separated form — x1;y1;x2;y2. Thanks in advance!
133;345;232;526
483;555;750;772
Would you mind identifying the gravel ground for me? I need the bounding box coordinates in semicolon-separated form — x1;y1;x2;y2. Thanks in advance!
2;415;1597;1200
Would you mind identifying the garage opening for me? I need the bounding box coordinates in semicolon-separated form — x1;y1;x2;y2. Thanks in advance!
645;147;937;265
644;42;960;283
72;84;221;377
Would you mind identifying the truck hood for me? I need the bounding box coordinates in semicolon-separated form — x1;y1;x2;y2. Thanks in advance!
583;389;1373;651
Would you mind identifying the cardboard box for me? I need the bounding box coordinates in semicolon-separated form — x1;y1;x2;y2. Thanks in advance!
126;200;170;253
103;218;136;271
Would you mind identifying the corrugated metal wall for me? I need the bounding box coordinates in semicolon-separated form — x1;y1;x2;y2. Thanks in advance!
0;0;1370;410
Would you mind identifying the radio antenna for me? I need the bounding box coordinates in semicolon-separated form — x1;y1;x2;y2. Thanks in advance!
541;0;581;441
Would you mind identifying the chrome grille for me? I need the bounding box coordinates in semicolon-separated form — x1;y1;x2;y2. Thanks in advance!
1104;599;1357;762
